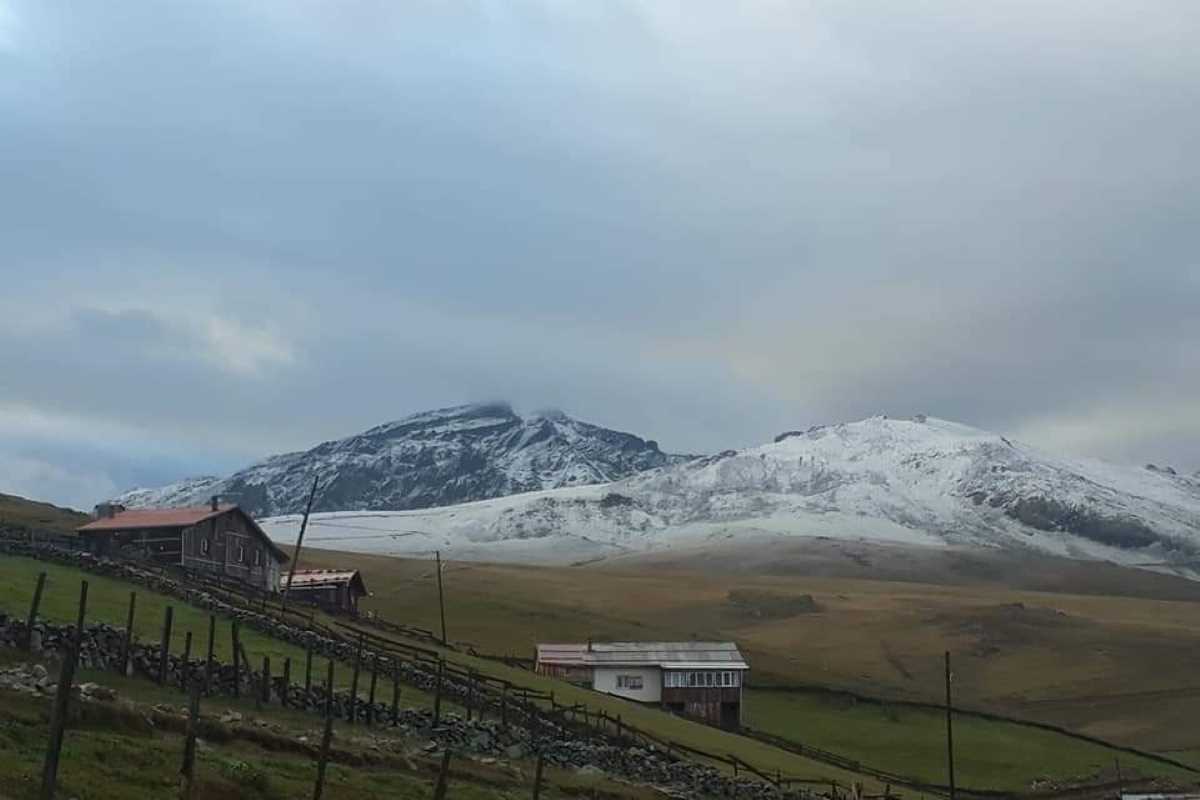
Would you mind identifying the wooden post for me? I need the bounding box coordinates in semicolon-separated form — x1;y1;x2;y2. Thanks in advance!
304;646;313;695
181;631;193;690
158;606;174;685
25;571;46;650
230;620;241;698
120;591;136;677
616;714;622;742
435;550;447;646
282;657;291;708
262;656;272;704
40;580;87;800
945;651;956;800
282;474;321;613
531;753;545;800
391;666;400;727
204;615;215;695
501;688;508;730
433;660;443;726
432;749;452;800
180;680;201;800
313;661;335;800
349;634;363;724
466;670;474;721
367;657;378;726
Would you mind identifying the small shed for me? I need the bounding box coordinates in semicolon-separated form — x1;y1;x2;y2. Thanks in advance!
283;569;369;614
536;641;749;729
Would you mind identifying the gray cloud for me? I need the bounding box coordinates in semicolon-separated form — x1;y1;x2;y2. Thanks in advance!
1;0;1198;507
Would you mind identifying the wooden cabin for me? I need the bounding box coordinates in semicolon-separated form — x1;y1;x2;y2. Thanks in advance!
77;499;287;592
282;569;369;614
536;641;748;729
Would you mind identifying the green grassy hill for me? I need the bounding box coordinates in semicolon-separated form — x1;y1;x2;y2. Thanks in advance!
0;492;88;535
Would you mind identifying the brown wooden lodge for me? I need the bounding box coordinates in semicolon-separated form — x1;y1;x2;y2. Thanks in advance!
77;498;287;592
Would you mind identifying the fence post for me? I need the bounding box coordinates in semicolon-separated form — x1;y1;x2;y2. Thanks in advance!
367;657;378;726
348;634;363;724
313;661;336;800
432;749;452;800
204;615;215;695
40;580;87;800
432;660;444;726
304;646;313;695
945;651;956;800
282;657;291;708
120;591;136;677
181;631;193;690
158;606;174;685
391;664;400;727
262;656;272;704
231;621;240;698
501;688;508;730
466;670;474;722
180;680;201;800
531;752;545;800
25;571;46;651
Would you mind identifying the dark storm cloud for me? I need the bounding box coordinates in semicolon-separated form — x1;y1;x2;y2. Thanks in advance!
1;0;1198;507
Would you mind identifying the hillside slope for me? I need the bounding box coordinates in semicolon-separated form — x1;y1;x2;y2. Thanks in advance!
261;415;1200;575
0;492;88;534
115;403;686;516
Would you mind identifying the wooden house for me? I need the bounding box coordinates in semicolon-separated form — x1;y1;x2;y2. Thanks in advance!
283;569;369;614
77;499;287;592
535;641;748;729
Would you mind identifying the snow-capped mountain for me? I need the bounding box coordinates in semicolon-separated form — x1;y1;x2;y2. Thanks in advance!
259;415;1200;575
114;403;687;517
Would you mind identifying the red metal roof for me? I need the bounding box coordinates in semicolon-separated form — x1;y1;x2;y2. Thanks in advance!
78;505;234;531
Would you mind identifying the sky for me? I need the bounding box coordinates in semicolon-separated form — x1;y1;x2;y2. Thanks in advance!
1;1;1198;509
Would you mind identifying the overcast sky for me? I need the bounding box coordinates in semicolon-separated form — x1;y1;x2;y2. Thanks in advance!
2;1;1198;509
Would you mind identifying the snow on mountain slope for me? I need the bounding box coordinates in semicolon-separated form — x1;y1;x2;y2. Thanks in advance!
114;403;686;517
260;415;1200;574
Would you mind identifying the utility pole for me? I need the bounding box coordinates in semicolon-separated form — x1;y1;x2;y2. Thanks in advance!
281;474;321;612
435;550;447;646
945;651;956;800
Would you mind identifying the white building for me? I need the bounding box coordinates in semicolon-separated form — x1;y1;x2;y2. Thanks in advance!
535;641;749;729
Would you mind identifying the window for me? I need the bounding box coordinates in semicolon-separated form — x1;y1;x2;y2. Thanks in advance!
665;670;741;689
616;674;644;690
237;545;245;563
253;548;262;566
199;538;209;555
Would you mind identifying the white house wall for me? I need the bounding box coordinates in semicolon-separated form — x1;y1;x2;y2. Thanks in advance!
592;666;662;703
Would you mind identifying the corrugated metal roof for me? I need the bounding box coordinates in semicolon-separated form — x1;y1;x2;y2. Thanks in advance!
536;641;748;669
78;505;233;531
285;569;368;594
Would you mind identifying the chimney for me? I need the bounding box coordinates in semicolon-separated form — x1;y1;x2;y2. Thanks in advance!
210;495;220;512
93;502;124;520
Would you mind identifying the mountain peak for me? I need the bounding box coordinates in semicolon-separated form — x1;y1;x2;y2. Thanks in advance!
115;404;681;515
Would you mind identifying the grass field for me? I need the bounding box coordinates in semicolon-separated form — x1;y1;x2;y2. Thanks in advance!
0;654;660;800
0;553;888;791
281;545;1200;788
742;690;1181;791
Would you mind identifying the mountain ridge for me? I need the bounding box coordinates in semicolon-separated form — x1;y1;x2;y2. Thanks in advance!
256;414;1200;576
114;403;689;516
